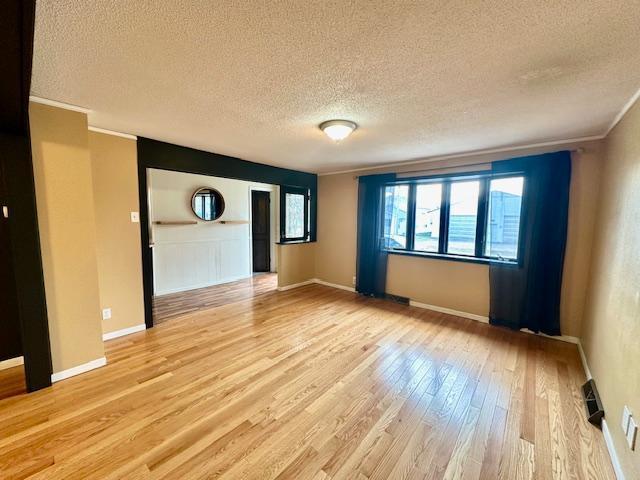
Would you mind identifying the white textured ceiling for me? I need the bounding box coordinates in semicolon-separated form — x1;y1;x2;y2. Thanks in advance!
32;0;640;173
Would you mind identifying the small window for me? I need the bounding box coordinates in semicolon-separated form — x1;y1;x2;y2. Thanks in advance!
414;183;442;252
383;185;409;248
485;177;524;260
447;180;480;256
280;186;309;242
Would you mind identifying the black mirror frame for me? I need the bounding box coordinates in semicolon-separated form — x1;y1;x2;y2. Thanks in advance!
191;187;225;221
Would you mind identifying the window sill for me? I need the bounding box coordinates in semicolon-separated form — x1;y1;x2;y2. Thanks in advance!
386;249;518;267
276;240;316;245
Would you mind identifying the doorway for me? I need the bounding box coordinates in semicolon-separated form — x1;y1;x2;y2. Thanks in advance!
146;169;279;324
251;190;271;272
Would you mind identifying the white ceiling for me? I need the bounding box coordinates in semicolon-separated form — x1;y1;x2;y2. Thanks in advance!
32;1;640;174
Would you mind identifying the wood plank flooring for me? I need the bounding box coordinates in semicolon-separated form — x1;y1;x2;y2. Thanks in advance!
0;285;614;479
0;365;26;401
153;273;277;323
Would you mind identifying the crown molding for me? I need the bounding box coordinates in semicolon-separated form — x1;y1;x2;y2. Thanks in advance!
604;85;640;137
88;126;137;140
29;95;91;114
318;134;604;176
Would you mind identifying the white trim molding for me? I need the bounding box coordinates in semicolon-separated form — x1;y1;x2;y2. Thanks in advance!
313;279;356;292
51;357;107;383
318;83;640;177
277;278;356;292
103;324;146;341
277;279;315;291
29;95;91;114
519;328;580;345
577;341;593;380
409;300;489;323
605;85;640;136
602;419;626;480
292;279;585;347
577;341;625;480
0;356;24;371
88;126;137;140
318;135;604;176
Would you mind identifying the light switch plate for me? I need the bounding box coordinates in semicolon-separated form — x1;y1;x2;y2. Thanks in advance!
627;417;638;450
130;211;140;223
102;308;112;320
622;405;632;434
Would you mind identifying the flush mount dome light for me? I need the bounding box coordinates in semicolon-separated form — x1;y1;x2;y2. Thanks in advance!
319;119;357;142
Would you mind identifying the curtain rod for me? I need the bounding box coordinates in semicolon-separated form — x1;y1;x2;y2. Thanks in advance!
353;147;584;179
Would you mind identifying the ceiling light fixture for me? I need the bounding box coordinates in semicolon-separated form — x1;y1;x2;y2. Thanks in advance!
319;119;357;142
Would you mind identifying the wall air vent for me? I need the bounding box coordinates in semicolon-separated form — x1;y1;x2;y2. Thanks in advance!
582;378;604;428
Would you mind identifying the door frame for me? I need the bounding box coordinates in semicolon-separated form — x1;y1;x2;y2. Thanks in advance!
248;186;278;274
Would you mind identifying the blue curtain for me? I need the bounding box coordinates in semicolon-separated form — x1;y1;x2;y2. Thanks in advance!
489;151;571;335
356;173;396;297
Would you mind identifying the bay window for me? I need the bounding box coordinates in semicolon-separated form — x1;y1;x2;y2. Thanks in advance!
383;173;525;263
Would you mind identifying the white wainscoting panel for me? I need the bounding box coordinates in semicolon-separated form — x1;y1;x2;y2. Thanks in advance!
153;235;251;295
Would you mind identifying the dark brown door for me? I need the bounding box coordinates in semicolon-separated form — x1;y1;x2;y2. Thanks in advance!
251;190;271;272
0;162;22;361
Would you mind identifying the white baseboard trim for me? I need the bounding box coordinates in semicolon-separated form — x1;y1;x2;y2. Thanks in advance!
103;324;146;341
278;278;357;293
51;357;107;383
519;329;580;345
576;342;625;480
312;278;356;292
602;418;626;480
0;356;24;371
577;341;593;380
409;300;489;323
155;274;252;296
295;279;585;348
277;279;315;291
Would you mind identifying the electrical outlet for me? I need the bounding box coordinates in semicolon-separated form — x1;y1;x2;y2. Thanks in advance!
622;406;632;434
130;211;140;223
102;308;112;320
627;417;638;450
352;276;356;286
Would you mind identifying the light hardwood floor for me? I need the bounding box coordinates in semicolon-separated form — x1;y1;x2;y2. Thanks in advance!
0;364;26;401
0;284;614;479
153;273;277;323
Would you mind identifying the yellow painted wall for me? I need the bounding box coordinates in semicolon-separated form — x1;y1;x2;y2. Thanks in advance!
29;103;105;373
315;142;603;336
89;131;145;335
277;243;316;287
581;100;640;478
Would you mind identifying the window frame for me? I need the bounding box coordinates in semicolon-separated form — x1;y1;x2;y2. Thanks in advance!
279;185;310;243
383;170;526;265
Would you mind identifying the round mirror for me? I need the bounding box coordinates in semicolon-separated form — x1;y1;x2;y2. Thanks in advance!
191;187;225;221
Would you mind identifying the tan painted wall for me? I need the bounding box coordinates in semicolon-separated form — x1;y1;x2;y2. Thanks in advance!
277;243;316;287
29;103;105;373
89;132;145;335
386;255;490;316
581;100;640;478
316;142;603;336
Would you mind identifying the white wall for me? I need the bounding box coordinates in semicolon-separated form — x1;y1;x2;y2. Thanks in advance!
149;169;276;295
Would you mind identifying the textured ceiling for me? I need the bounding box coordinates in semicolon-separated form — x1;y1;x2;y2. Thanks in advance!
32;0;640;173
